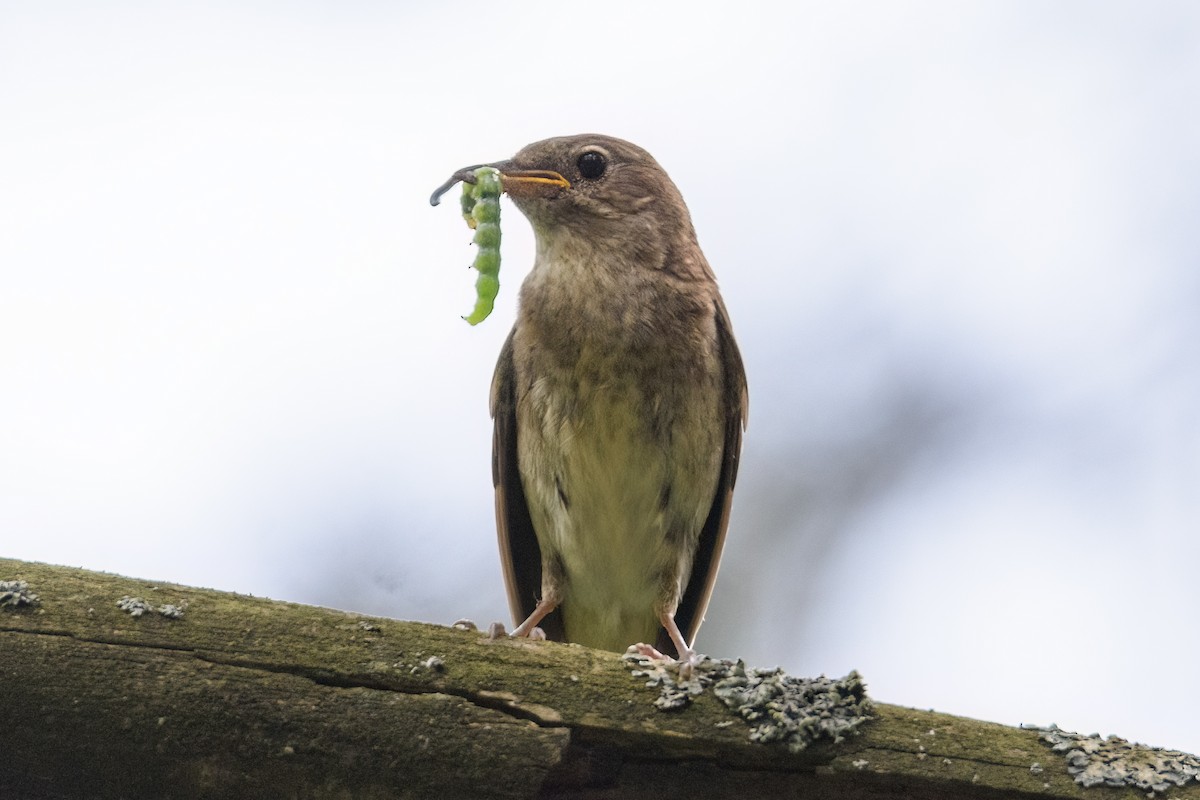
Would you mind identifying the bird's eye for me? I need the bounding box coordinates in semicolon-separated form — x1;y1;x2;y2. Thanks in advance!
576;151;607;180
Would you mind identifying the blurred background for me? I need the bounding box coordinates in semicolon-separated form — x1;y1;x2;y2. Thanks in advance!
3;0;1197;754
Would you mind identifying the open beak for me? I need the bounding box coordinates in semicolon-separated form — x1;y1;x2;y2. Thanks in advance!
429;161;570;206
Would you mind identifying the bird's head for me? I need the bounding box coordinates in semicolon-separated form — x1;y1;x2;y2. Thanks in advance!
432;134;697;259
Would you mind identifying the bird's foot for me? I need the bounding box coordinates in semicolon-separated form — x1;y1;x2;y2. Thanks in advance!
453;619;509;639
639;610;703;679
631;642;671;661
629;643;701;681
676;648;701;681
487;621;546;641
509;596;557;640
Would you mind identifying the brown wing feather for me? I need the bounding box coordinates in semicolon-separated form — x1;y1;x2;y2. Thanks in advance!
661;296;748;655
490;329;566;641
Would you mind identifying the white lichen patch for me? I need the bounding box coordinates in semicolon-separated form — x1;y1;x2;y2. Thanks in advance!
117;596;186;619
0;580;39;608
1028;723;1200;796
157;603;185;619
623;650;872;753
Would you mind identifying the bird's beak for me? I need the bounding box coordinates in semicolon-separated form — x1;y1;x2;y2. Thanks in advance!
430;161;570;206
491;161;572;200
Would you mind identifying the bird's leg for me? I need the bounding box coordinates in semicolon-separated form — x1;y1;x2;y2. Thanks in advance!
661;611;702;679
509;595;558;640
632;611;701;679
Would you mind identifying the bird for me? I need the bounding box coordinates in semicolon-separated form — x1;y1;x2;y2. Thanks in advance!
432;134;747;666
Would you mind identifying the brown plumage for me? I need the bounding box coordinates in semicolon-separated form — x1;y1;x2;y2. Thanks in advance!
438;134;747;661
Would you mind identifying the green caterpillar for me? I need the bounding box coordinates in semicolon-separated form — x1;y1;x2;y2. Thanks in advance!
460;167;502;325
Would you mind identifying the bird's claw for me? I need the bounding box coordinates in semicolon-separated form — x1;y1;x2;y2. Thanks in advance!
632;642;670;660
484;621;547;642
629;642;701;680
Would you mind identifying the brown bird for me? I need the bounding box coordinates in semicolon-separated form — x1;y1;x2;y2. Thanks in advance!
432;134;747;665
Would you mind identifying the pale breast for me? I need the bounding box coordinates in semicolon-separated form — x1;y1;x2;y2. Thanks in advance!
515;351;722;652
511;226;726;651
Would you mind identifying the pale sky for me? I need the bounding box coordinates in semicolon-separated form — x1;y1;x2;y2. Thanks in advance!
3;1;1198;755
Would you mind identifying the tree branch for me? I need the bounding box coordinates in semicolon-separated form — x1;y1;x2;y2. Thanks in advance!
0;557;1191;799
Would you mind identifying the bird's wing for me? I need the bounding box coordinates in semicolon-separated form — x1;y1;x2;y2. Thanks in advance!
490;329;566;640
666;296;749;655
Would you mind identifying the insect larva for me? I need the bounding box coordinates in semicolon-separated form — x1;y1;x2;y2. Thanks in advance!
460;167;502;325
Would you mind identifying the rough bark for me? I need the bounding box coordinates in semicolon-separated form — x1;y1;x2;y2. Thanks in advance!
0;557;1192;799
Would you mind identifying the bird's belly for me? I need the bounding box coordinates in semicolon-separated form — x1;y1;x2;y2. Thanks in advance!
518;376;721;652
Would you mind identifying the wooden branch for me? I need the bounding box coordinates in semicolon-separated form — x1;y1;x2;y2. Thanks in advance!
0;556;1193;799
